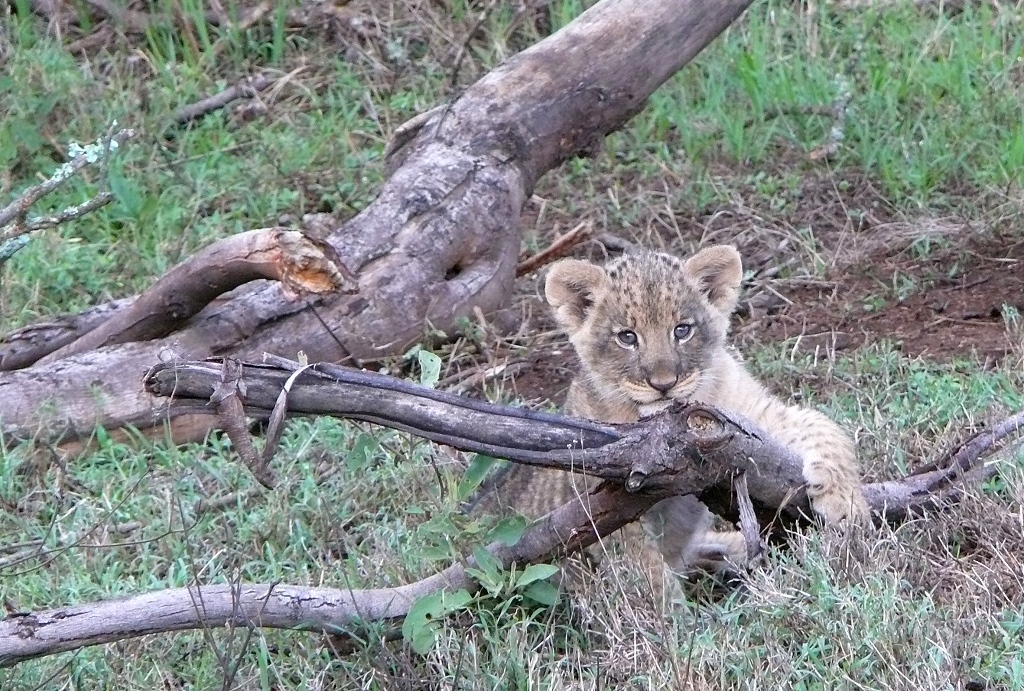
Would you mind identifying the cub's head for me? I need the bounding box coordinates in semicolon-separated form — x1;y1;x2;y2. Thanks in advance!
544;246;742;412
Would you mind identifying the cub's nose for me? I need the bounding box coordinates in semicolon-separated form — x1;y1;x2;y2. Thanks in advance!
647;375;678;394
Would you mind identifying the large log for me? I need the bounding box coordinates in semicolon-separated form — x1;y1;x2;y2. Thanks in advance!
0;0;755;444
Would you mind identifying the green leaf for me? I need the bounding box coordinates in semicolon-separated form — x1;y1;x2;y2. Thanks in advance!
411;544;451;561
472;545;502;575
402;593;442;655
522;580;560;606
457;455;498;501
515;563;559;589
466;545;505;595
401;589;473;655
417;349;442;388
419;514;460;536
347;432;379;471
485;515;527;546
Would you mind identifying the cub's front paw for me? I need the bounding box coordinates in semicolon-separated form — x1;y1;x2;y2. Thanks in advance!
809;486;871;526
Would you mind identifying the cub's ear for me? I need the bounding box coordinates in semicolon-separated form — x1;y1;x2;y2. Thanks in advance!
683;245;743;314
544;259;608;332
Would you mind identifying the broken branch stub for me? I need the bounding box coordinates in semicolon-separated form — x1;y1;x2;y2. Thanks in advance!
36;229;353;366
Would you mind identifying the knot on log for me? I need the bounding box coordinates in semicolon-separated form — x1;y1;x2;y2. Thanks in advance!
626;469;648;491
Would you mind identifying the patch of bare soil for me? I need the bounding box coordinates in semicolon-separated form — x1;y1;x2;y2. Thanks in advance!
756;233;1024;363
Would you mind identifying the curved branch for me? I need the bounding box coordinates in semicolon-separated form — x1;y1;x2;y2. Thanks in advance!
145;359;1024;519
37;229;353;366
0;482;676;668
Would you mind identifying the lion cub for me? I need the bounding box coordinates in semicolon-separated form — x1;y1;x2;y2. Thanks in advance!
484;245;868;576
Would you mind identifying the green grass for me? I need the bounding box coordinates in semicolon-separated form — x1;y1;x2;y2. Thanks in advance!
2;0;1024;688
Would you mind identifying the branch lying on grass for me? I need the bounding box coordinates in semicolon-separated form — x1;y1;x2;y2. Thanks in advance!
142;359;1023;519
35;229;355;365
172;73;277;126
63;0;367;38
861;408;1024;520
0;482;664;668
0;298;134;371
144;359;797;499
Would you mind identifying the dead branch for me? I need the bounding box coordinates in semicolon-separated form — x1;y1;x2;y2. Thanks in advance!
0;298;133;371
211;359;279;489
861;408;1024;520
36;229;354;365
0;479;670;668
0;127;134;237
734;473;765;563
516;222;592;277
144;359;1022;520
5;361;1017;666
172;73;277;126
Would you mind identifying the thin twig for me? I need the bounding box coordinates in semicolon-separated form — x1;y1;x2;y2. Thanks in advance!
516;222;592;277
446;0;501;90
171;73;277;126
13;192;114;233
0;128;135;231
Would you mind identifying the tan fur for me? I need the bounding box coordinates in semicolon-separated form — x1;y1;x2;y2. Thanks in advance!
477;246;869;583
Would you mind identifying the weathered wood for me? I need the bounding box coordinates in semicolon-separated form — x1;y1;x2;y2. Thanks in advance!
4;361;1016;667
37;229;351;365
145;359;804;501
0;0;756;443
0;481;661;668
147;359;1019;520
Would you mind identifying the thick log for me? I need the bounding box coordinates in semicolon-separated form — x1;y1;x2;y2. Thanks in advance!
0;0;755;443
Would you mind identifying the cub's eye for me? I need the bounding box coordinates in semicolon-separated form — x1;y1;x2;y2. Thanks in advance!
673;324;694;342
615;330;638;348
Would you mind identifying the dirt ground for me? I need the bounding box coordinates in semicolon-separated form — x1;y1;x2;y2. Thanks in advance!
759;233;1024;363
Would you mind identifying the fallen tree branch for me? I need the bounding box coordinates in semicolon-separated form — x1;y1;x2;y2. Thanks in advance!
0;480;668;668
143;358;1021;519
6;361;1018;666
36;229;354;365
172;73;277;126
0;298;134;371
861;408;1024;520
